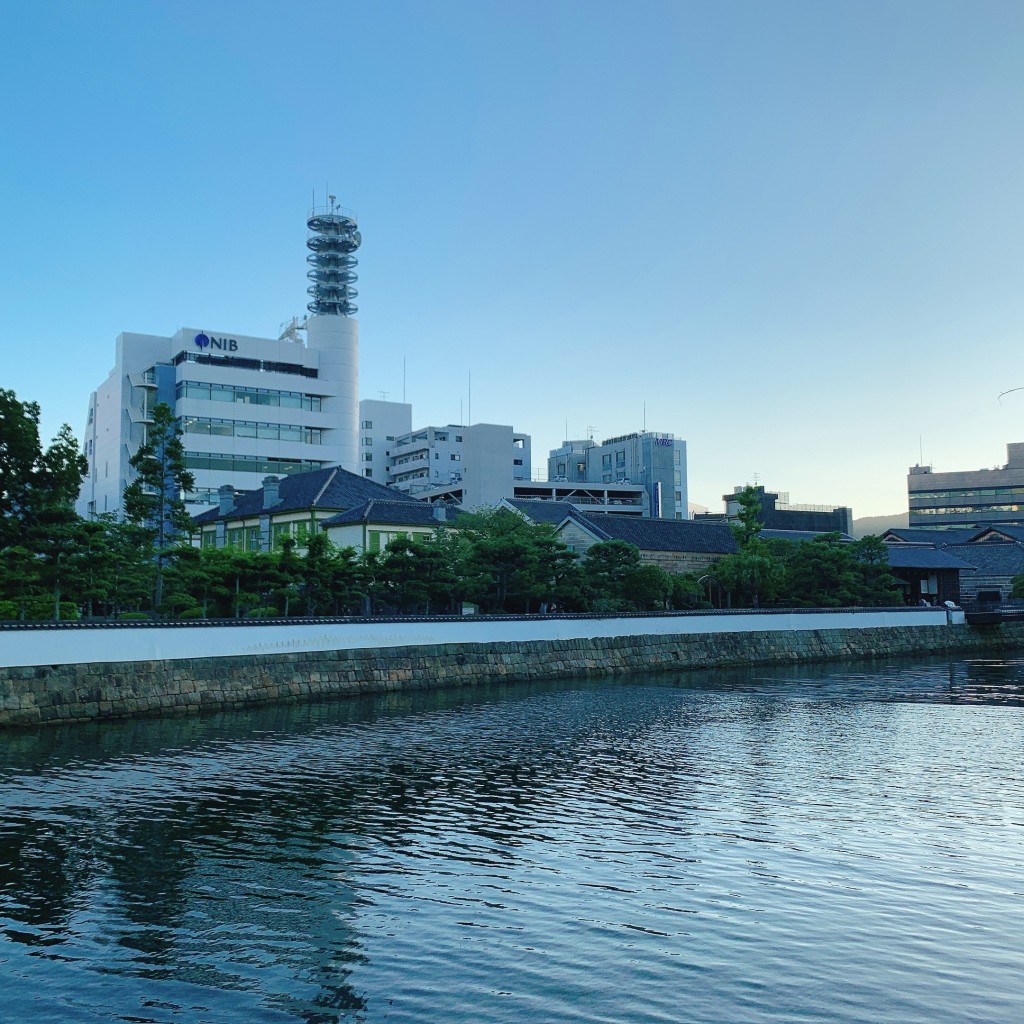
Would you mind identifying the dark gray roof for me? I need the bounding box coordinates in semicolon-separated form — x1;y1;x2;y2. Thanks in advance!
944;542;1024;576
572;514;738;555
504;498;581;526
883;527;985;546
321;499;458;528
192;466;417;526
762;529;854;543
971;525;1024;544
884;546;975;571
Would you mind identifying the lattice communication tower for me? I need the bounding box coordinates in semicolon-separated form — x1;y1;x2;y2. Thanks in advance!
306;196;361;316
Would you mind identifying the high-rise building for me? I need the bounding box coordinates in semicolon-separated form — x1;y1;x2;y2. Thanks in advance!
77;201;362;517
908;443;1024;528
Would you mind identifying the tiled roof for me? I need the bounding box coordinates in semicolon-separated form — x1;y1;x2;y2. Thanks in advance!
762;529;854;543
572;514;738;555
944;542;1024;576
503;498;582;526
971;525;1024;544
192;466;417;526
883;527;985;545
321;499;458;528
884;546;975;571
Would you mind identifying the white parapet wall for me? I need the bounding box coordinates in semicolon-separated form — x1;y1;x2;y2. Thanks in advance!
0;608;959;671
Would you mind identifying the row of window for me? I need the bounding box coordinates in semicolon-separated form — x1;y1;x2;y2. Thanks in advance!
172;351;318;378
200;519;314;552
914;505;1022;516
182;417;323;444
911;487;1024;502
176;381;323;411
184;452;327;475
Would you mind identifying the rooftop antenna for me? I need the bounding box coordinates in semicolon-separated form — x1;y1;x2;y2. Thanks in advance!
919;434;924;465
468;370;472;425
403;357;407;404
586;424;597;441
378;390;389;401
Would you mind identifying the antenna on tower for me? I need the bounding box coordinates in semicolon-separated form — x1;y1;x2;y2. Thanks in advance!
306;198;360;316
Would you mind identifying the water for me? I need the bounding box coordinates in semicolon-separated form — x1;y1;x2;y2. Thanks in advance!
1;656;1023;1023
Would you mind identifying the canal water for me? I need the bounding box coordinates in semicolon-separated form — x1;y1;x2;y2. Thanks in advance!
1;656;1023;1023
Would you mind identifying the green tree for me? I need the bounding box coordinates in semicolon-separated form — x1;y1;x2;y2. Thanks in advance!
458;509;576;613
0;390;45;548
622;563;673;611
122;403;195;610
582;539;642;610
0;546;44;619
730;484;764;549
715;540;786;608
0;392;87;550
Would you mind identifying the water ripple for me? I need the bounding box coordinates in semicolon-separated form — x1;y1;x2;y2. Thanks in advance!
1;656;1023;1021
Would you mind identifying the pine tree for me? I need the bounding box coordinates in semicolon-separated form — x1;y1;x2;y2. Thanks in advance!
122;403;194;611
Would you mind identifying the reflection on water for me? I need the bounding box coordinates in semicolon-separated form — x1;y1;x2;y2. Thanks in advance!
1;656;1023;1023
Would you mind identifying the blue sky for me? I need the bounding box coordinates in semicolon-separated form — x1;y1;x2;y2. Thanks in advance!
2;0;1023;517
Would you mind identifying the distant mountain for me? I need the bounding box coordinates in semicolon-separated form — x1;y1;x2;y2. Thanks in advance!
851;512;908;539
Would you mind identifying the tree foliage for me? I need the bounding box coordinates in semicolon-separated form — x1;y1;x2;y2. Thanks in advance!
123;402;195;607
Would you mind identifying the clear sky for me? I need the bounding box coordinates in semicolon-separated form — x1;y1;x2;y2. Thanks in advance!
2;0;1023;517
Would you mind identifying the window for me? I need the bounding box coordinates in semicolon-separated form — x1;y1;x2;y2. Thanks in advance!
674;449;681;465
514;459;523;466
434;452;439;459
513;438;524;448
363;453;373;462
455;435;463;442
602;473;612;483
615;450;626;467
361;420;373;429
602;454;612;470
557;462;566;475
451;453;460;461
184;453;326;476
362;437;373;446
176;381;321;411
364;469;373;477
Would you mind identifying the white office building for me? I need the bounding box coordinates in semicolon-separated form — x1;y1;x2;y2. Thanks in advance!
547;431;688;519
77;203;362;517
358;399;413;485
365;420;531;509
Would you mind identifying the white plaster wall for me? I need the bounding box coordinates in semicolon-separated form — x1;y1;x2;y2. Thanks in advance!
0;609;953;669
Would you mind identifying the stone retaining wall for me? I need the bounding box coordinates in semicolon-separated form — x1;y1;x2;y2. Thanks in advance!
3;623;1023;728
